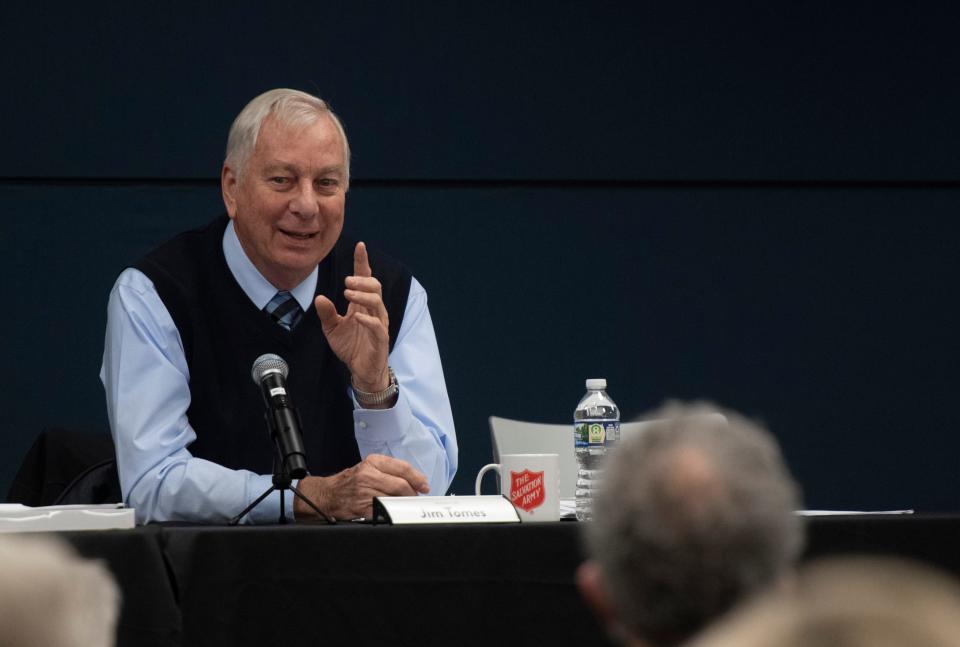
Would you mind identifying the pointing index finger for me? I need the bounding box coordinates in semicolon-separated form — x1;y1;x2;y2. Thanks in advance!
354;241;372;278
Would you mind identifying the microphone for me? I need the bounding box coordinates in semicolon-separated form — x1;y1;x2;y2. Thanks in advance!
250;354;308;479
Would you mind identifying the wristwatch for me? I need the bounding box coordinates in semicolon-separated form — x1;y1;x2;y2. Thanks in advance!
352;367;399;407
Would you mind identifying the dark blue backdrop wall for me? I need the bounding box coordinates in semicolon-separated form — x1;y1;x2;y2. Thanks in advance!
2;2;958;510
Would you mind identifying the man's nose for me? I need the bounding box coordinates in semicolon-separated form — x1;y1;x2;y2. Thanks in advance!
289;182;320;218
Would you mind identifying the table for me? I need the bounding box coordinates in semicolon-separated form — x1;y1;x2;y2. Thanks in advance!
67;525;180;646
59;515;960;647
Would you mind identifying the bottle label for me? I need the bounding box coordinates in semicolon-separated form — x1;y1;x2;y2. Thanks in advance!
574;420;620;447
588;423;605;444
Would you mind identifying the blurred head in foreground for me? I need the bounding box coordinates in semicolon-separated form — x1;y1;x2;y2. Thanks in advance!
690;557;960;647
578;401;803;647
0;536;120;647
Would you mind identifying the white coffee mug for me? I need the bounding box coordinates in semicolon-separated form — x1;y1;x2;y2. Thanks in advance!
474;453;560;522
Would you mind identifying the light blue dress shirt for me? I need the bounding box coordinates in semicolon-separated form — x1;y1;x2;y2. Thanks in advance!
100;221;458;524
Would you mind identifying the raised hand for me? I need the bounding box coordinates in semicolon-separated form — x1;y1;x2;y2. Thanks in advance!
314;242;391;394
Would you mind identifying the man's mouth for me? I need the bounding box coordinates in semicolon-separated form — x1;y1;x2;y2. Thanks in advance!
279;229;316;240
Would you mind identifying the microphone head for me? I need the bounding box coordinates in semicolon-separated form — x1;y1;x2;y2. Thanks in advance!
251;353;289;384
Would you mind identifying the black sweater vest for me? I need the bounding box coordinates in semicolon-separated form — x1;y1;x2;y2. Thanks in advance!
134;215;412;476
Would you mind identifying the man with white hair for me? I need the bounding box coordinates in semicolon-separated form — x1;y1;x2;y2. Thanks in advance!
577;402;803;647
101;88;457;523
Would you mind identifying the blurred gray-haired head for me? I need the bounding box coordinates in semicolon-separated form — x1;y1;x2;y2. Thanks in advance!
224;88;351;186
0;536;120;647
690;557;960;647
582;401;803;647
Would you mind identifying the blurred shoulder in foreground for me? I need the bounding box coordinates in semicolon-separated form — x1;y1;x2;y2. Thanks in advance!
0;535;120;647
691;556;960;647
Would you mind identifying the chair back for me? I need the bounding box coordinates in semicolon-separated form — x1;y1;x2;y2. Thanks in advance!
487;415;726;498
7;428;120;506
488;417;575;497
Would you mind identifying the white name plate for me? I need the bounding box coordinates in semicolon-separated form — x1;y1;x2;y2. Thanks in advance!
372;495;520;525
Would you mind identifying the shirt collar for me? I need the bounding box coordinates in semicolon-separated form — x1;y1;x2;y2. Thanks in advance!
222;219;318;312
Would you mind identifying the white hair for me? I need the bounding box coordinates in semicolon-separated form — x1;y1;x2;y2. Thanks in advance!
224;88;351;185
0;536;120;647
584;401;803;646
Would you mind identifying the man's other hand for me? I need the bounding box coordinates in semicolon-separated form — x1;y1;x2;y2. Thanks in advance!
294;454;430;520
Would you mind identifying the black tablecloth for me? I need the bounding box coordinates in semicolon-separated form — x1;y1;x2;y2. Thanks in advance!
58;514;960;647
161;522;606;646
66;525;181;646
805;513;960;573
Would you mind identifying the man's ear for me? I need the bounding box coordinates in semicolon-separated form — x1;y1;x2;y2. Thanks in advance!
221;164;239;219
578;561;639;645
577;560;618;630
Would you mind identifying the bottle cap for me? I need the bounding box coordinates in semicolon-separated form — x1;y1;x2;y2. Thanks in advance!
585;378;607;390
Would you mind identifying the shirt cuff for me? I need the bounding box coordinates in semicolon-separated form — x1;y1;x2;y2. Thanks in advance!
352;390;412;443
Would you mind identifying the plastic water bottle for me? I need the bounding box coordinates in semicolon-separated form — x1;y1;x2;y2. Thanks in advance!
573;378;620;521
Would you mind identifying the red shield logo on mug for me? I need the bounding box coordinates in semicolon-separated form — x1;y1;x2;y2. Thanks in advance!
510;469;545;513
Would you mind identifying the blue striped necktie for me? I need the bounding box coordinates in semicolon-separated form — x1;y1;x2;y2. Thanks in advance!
265;291;303;330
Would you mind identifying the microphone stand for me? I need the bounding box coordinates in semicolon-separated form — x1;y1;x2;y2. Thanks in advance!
229;437;336;526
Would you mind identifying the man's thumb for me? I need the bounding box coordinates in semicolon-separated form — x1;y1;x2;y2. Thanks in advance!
314;295;340;330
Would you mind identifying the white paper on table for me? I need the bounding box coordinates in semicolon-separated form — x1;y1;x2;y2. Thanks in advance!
0;503;133;533
0;503;125;513
796;509;914;516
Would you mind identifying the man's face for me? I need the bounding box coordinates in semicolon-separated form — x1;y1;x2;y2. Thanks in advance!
222;114;347;290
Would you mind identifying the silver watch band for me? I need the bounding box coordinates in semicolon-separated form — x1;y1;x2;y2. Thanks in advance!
352;367;399;407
